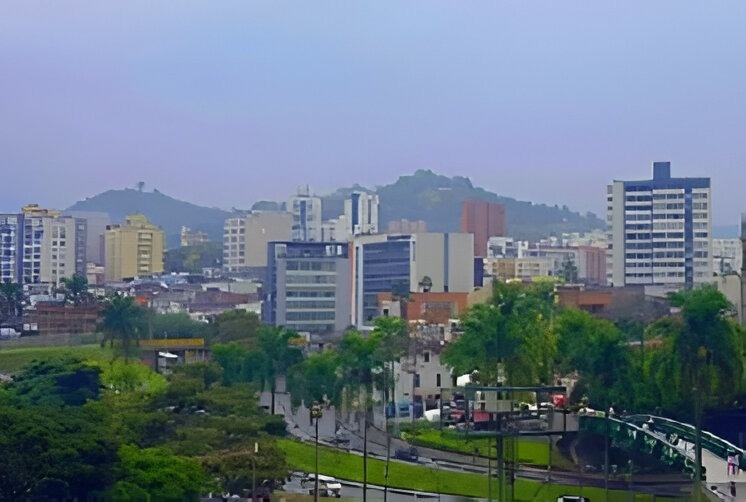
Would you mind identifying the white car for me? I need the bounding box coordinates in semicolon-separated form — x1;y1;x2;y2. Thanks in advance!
301;474;342;498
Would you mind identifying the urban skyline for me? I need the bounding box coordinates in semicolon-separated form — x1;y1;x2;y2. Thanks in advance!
3;3;746;226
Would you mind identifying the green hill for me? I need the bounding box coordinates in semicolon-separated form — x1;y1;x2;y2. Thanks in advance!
67;189;231;248
66;172;604;248
324;170;604;241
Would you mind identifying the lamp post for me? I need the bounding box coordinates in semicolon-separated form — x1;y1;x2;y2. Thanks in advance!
251;442;258;501
310;403;323;502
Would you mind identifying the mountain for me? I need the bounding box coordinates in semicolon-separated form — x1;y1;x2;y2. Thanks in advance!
67;189;231;247
67;172;605;248
323;170;604;241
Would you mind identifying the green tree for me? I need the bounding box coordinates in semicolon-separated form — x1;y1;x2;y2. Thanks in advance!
100;295;148;362
60;273;91;305
647;285;743;417
211;309;261;345
252;326;303;414
0;281;24;322
288;349;341;406
554;308;632;408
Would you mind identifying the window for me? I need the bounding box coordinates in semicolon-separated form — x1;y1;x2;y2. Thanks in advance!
423;352;430;363
414;374;420;388
436;373;441;387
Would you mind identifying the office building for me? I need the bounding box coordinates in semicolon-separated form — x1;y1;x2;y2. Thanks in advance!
351;233;474;326
223;211;293;273
461;200;506;258
288;186;322;242
105;214;164;282
262;241;351;334
607;162;711;287
345;191;379;236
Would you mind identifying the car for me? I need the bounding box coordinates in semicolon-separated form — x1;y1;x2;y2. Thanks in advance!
557;496;590;502
301;474;342;498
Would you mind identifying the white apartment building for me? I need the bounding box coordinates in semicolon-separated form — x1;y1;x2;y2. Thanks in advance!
344;191;379;236
288;186;322;242
607;162;712;287
712;238;742;275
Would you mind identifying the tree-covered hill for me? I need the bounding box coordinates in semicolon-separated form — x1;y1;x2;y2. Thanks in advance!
67;188;231;248
66;171;604;248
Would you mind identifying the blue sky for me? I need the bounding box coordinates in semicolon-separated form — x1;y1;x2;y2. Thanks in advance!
2;2;745;225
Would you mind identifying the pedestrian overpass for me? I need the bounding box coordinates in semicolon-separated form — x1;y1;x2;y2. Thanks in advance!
580;412;745;483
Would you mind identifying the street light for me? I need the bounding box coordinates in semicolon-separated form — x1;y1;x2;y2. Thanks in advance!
310;403;323;502
251;442;258;502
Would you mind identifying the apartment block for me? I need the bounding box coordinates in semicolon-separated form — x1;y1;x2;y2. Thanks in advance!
105;214;164;282
262;241;351;334
288;186;322;242
223;211;293;273
607;162;711;287
345;191;379;236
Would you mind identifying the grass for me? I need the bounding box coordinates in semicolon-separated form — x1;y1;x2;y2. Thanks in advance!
277;438;683;501
0;344;111;374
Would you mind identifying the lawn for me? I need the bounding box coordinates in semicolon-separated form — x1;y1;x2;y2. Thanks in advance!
0;344;111;374
277;438;674;501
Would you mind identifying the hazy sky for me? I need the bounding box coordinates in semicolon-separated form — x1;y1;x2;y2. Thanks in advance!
2;2;745;224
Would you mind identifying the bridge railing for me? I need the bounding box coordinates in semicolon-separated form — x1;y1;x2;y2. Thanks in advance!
624;414;746;470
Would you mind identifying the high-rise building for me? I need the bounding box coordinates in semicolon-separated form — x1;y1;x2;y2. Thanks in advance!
460;200;506;258
351;233;474;326
104;214;164;282
607;162;711;287
345;191;379;236
0;206;86;286
223;211;293;274
288;186;322;242
387;219;427;234
262;241;351;334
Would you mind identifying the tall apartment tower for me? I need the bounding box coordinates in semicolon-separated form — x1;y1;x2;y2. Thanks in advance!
223;211;293;274
0;213;24;283
460;200;506;258
288;186;322;242
344;191;379;236
607;162;711;287
104;214;164;282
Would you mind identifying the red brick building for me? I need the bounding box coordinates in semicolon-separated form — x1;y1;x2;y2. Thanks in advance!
460;200;505;257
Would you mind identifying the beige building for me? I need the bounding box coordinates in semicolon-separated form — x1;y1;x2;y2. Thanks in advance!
105;214;164;282
484;257;551;281
223;211;293;273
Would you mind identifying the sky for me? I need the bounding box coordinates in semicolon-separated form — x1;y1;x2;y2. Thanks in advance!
2;2;746;225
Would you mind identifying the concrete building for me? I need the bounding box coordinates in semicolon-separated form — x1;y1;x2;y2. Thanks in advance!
66;210;111;266
262;241;351;334
0;213;23;283
288;186;323;242
712;238;742;276
320;215;348;242
180;226;210;247
387;219;427;234
223;211;293;273
0;206;87;286
484;257;552;282
104;214;164;282
345;191;379;236
607;162;711;287
351;233;474;326
461;200;506;258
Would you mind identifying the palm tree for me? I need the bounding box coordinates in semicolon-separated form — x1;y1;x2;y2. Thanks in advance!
253;326;303;414
100;295;147;362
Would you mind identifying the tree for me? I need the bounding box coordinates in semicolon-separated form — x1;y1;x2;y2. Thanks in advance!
554;308;632;408
0;281;24;323
60;273;91;305
370;316;409;406
287;349;341;406
647;285;744;417
211;310;261;345
252;326;303;414
100;295;147;362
